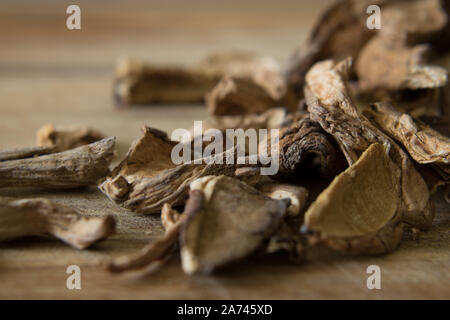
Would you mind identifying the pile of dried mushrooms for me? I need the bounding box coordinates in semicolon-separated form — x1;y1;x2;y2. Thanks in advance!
1;0;449;276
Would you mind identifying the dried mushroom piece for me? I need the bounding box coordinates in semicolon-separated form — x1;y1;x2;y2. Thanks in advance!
0;198;115;249
257;182;308;217
284;0;384;101
114;58;219;105
37;124;105;152
180;175;289;275
278;113;345;177
0;137;115;189
285;0;450;101
303;143;405;255
0;145;55;162
99;127;236;214
356;34;448;91
379;0;449;46
206;76;284;116
364;102;450;166
114;51;284;106
305;59;434;230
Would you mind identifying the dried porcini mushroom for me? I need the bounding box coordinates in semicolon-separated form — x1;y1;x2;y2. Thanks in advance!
180;175;289;275
302;143;405;255
364;102;450;167
99;127;236;214
0;198;115;249
114;58;219;105
284;0;384;101
355;34;448;91
206;76;284;116
37;124;105;152
256;182;308;217
305;59;434;230
285;0;450;102
277;113;345;177
379;0;449;46
114;51;284;106
0;137;115;189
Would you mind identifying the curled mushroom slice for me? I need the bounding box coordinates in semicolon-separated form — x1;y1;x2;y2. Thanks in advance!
302;143;405;255
180;175;289;275
364;102;450;166
257;183;308;217
305;59;434;230
0;198;115;249
99;127;236;214
36;124;105;152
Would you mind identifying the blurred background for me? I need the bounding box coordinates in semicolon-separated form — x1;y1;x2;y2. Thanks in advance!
0;0;332;153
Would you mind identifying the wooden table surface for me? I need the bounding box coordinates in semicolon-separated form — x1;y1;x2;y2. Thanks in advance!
0;0;449;300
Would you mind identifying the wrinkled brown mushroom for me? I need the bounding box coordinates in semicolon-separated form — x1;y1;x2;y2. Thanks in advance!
180;175;289;275
206;76;285;116
284;0;382;100
302;143;405;254
356;34;448;91
0;198;115;249
305;58;434;230
364;102;450;166
277;113;345;177
99;127;236;214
